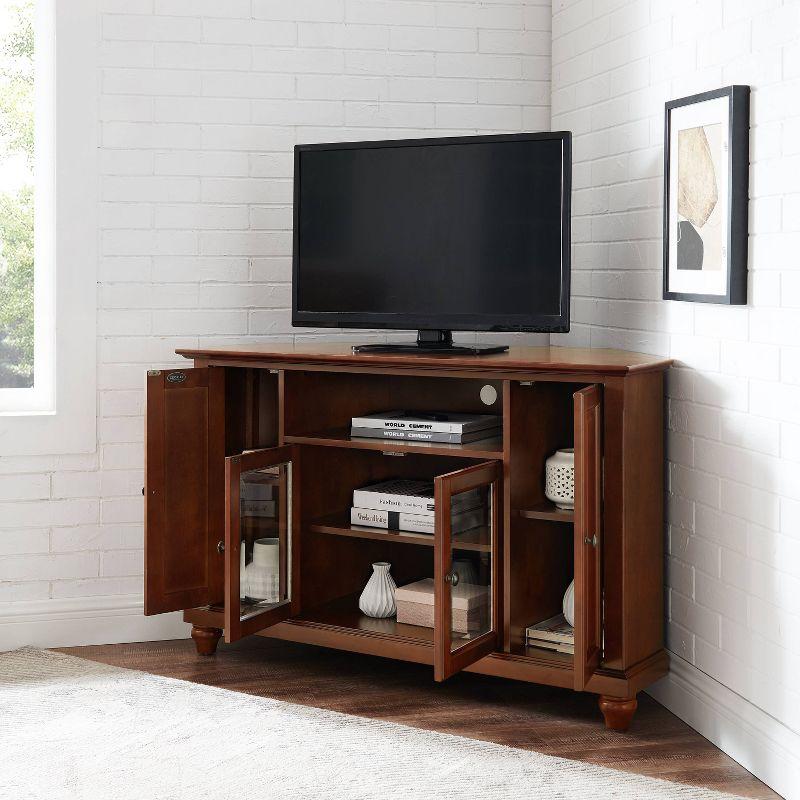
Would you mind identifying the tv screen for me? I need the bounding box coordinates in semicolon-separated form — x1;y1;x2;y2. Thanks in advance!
292;132;570;334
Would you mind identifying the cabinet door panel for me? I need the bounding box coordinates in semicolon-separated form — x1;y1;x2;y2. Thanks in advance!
434;460;501;682
573;384;603;690
144;367;224;615
224;445;300;643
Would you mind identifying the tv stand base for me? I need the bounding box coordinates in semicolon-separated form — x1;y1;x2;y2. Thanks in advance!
352;329;509;356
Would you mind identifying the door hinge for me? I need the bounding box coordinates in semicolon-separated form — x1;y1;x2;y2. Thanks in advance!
518;380;534;386
382;451;406;457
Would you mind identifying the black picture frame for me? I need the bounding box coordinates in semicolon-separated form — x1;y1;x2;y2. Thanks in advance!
663;85;750;304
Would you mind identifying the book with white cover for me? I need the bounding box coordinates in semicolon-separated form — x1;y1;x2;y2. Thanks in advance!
241;500;276;518
351;410;501;434
526;638;575;655
525;613;574;644
353;478;482;516
350;426;500;444
350;505;485;535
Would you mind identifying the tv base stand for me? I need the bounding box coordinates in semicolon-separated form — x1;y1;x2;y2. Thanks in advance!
144;342;672;730
352;329;509;356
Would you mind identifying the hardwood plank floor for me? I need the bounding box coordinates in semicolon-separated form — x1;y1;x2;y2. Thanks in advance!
58;637;780;799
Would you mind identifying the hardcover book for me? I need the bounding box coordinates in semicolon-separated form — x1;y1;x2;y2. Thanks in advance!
350;505;485;535
526;639;575;655
352;478;483;516
350;426;500;444
525;614;574;647
351;410;501;434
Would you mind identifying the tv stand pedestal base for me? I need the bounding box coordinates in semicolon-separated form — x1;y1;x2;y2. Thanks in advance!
352;329;509;356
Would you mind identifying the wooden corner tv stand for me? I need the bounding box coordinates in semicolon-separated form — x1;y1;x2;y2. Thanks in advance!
144;343;672;731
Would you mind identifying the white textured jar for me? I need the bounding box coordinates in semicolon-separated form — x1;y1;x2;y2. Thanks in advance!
544;448;575;509
359;562;397;618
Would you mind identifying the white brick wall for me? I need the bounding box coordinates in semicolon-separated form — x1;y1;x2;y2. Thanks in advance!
551;0;800;737
0;2;550;628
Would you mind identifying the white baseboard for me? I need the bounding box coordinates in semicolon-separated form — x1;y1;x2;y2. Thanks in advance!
647;653;800;800
0;595;189;651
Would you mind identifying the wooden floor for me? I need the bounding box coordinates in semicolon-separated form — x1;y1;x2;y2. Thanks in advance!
59;636;779;799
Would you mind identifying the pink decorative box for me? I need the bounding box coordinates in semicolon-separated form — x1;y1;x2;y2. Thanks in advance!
395;578;489;634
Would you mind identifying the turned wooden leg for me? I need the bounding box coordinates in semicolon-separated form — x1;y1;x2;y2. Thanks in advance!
598;694;638;731
191;626;222;656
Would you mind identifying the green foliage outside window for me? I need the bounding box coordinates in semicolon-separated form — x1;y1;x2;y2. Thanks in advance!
0;0;34;388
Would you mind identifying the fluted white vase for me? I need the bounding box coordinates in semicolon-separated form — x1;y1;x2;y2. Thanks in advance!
359;562;397;618
562;579;575;627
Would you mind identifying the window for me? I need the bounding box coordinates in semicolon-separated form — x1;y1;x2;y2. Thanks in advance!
0;0;53;414
0;0;96;453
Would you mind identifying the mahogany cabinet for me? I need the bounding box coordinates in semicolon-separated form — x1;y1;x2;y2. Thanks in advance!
144;343;671;730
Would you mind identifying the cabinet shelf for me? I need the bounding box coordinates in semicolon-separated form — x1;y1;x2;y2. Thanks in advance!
284;427;503;459
518;502;574;523
292;593;435;644
309;513;492;552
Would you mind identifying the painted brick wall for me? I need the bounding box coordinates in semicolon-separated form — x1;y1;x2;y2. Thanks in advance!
0;0;551;640
550;0;800;735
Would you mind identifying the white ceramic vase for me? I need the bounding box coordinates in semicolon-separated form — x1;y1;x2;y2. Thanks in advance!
240;548;248;600
562;579;575;627
246;537;280;603
545;448;575;509
359;562;397;618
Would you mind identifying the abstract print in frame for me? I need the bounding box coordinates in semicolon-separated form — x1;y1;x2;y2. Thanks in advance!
663;86;750;304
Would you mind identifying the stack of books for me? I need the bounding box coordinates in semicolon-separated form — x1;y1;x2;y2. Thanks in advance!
350;410;501;444
525;614;574;654
350;478;485;535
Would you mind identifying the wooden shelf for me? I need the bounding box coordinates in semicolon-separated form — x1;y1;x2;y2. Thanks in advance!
284;427;503;459
518;502;574;523
510;641;574;665
293;593;435;643
309;513;492;552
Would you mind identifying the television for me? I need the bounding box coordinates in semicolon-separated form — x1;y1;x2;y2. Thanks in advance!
292;132;571;355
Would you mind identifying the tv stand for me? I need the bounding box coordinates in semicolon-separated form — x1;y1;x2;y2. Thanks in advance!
144;342;673;730
352;329;509;356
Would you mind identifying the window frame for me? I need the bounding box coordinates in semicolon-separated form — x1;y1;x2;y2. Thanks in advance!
0;0;97;454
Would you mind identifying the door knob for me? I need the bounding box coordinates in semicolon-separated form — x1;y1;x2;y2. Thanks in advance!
217;541;225;554
584;535;597;547
444;571;460;586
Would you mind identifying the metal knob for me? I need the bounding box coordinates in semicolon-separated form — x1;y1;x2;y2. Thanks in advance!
444;571;460;586
217;541;225;554
584;535;598;547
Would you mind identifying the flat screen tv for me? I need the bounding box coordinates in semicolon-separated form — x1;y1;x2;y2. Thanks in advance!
292;132;571;355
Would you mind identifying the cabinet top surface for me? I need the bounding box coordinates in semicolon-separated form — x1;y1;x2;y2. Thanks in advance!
177;342;672;375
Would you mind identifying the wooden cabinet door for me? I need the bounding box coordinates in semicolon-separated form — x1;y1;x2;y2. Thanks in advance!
144;367;224;615
573;384;603;690
434;460;502;682
224;445;300;643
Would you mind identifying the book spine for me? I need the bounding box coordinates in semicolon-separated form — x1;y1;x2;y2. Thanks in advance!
350;416;497;434
351;507;434;534
352;488;481;516
350;427;497;444
241;500;276;518
351;506;484;534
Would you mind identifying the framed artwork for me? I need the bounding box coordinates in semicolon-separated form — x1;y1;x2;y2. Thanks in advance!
663;85;750;304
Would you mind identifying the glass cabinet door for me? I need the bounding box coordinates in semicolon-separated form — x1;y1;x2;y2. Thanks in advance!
433;460;501;681
224;445;299;643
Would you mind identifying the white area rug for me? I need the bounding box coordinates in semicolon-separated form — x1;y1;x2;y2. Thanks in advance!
1;647;745;800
